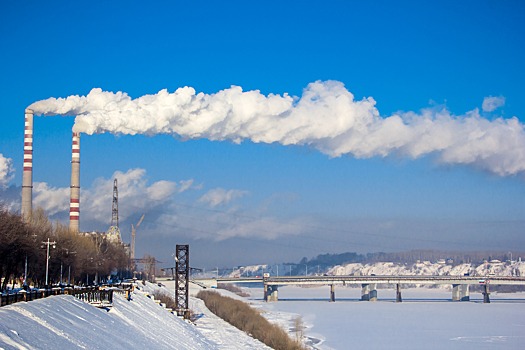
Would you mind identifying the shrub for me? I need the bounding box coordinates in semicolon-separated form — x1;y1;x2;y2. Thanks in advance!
152;290;177;309
197;290;304;350
217;283;250;297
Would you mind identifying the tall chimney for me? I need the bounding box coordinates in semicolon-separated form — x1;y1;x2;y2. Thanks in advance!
21;109;34;222
69;132;80;232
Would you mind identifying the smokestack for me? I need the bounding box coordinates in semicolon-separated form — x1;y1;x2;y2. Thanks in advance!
69;132;80;232
21;109;34;222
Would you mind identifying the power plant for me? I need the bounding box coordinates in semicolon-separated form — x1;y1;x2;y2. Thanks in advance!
20;108;159;281
21;110;82;234
18;105;185;295
21;112;82;233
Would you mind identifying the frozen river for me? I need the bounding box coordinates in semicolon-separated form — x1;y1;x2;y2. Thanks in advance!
243;285;525;350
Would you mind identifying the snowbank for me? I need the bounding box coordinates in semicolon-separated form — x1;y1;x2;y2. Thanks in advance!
0;286;217;349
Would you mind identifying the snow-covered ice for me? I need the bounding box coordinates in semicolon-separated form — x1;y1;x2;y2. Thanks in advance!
249;286;525;350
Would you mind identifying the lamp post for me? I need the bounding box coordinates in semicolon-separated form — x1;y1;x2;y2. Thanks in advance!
62;249;76;285
23;255;28;288
42;238;56;287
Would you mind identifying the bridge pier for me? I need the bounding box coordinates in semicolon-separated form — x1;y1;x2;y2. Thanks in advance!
396;283;402;303
369;283;377;301
361;284;370;301
452;284;460;301
452;284;470;301
460;285;470;301
330;284;335;302
265;285;278;302
482;284;490;304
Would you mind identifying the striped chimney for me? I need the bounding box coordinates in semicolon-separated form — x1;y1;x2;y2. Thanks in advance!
21;109;34;222
69;132;80;232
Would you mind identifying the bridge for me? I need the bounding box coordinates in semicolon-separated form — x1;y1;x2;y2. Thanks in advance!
192;275;525;303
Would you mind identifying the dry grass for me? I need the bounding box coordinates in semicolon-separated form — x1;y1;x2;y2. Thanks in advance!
197;290;304;350
217;283;250;297
151;290;199;322
151;290;177;309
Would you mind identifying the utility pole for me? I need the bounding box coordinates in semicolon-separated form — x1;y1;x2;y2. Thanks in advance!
24;256;28;288
42;238;56;286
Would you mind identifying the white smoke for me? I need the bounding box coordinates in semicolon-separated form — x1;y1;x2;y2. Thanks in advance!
28;81;525;177
0;153;14;189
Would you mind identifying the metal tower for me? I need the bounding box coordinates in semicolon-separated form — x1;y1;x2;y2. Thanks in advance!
175;244;190;318
107;178;121;243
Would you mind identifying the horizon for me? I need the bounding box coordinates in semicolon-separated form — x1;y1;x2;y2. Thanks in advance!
1;1;524;269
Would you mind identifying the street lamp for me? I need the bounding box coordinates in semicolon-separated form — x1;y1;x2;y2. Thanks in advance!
41;238;56;287
62;249;77;285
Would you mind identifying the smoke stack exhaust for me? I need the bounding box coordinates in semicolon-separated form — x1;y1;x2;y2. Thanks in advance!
69;132;80;232
21;109;34;222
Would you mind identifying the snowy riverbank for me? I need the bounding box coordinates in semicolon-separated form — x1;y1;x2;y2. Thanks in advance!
2;282;524;349
0;283;271;349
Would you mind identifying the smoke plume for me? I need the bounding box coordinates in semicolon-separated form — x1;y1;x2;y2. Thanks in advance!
29;81;525;177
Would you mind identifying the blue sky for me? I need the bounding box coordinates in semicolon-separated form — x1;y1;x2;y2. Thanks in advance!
1;1;524;268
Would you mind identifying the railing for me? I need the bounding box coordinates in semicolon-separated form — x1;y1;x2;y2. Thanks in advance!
1;288;60;306
70;287;114;306
0;284;132;308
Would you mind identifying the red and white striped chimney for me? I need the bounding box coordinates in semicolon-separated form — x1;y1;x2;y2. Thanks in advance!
69;132;80;232
21;109;34;222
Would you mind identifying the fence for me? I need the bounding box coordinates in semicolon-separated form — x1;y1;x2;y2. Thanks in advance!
0;285;131;307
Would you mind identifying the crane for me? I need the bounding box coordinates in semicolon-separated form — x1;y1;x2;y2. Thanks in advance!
130;214;145;260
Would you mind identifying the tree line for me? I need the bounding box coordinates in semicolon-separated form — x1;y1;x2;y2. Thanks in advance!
0;207;129;291
294;249;525;273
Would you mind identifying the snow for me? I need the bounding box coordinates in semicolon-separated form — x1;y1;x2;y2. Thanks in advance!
328;261;525;278
2;271;525;349
148;282;271;349
248;286;525;349
0;282;269;349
